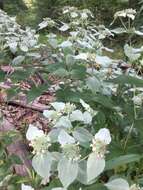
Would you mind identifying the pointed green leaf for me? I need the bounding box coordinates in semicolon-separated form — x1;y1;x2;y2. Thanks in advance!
58;157;78;188
32;152;53;180
87;153;105;183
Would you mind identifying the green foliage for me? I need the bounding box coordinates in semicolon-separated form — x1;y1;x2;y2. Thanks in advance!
1;3;143;190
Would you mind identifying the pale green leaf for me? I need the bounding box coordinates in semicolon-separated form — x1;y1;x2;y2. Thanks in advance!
87;153;105;183
32;152;53;180
58;157;78;188
105;178;129;190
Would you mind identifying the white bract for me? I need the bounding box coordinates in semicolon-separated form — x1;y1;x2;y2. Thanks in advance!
105;178;143;190
91;128;111;158
38;18;56;30
114;9;136;20
26;125;51;155
94;128;111;145
21;184;34;190
26;124;44;141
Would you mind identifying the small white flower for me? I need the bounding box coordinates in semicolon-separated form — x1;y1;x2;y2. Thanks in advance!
21;184;34;190
94;128;111;145
81;12;88;19
71;12;78;18
132;95;143;106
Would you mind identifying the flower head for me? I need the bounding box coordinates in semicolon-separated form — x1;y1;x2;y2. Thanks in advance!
26;125;51;155
114;9;136;20
91;128;111;158
62;143;81;161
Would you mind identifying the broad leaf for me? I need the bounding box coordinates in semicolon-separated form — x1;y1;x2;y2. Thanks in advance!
87;153;105;183
58;130;75;146
58;157;78;188
109;75;143;87
105;178;129;190
72;127;93;144
105;154;141;170
32;152;53;180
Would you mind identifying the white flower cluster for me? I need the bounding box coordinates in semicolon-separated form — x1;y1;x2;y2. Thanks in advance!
38;17;56;30
63;6;94;20
26;125;51;155
114;9;136;20
43;100;95;128
62;143;81;161
91;128;111;158
132;93;143;106
0;10;38;53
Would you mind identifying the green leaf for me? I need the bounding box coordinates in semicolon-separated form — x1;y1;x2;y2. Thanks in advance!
6;88;20;100
86;76;101;93
27;84;48;102
124;44;141;62
58;129;75;145
10;69;34;81
53;68;69;77
58;157;78;188
45;63;64;73
87;153;105;183
0;71;5;82
32;152;53;180
92;95;115;109
56;87;80;102
105;178;129;190
12;55;25;65
84;183;107;190
109;75;143;87
72;127;93;144
77;160;87;185
70;65;86;79
105;154;141;170
54;116;72;129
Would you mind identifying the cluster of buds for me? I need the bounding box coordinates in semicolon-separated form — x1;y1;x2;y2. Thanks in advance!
62;143;81;161
90;128;111;158
62;103;76;115
30;135;51;155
